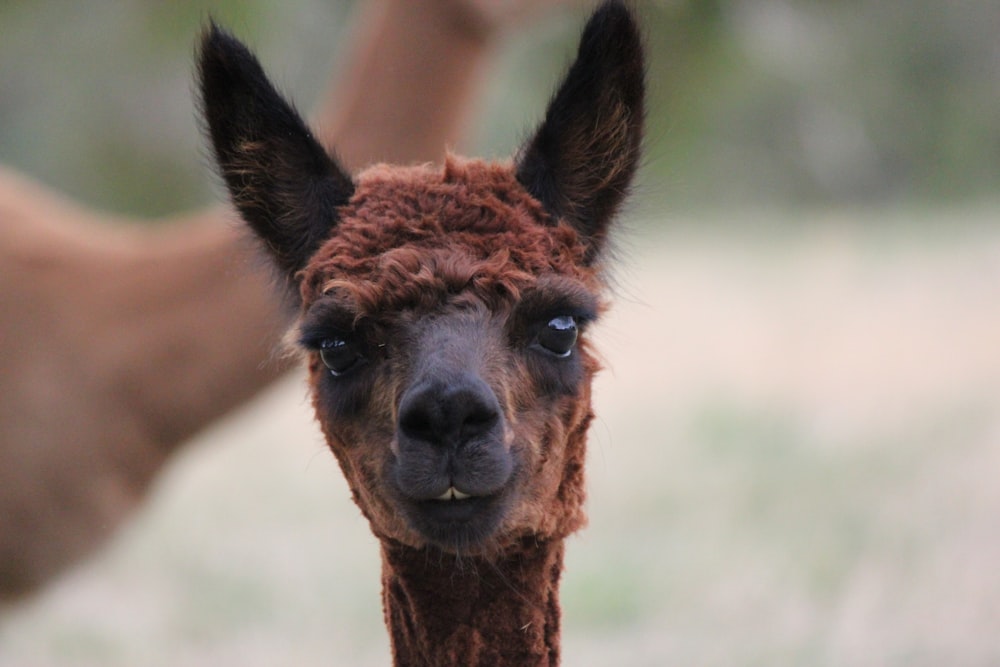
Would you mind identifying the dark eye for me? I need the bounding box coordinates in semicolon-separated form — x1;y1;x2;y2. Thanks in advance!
319;337;364;376
536;316;578;358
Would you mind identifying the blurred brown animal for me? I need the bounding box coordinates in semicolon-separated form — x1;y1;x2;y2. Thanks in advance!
0;0;573;602
198;1;643;663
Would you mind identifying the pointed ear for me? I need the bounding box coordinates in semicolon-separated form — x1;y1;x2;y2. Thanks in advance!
515;1;645;263
197;24;354;286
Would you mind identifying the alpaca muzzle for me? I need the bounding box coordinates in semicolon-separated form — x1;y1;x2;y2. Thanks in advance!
391;367;515;549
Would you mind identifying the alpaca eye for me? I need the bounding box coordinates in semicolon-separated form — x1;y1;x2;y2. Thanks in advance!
536;316;578;358
320;337;363;376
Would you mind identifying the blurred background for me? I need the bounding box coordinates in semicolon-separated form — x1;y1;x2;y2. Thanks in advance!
1;1;998;665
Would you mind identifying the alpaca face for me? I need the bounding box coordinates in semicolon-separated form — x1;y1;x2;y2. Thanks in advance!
198;0;644;554
294;160;604;552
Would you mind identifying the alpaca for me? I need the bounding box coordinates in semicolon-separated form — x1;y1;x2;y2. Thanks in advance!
198;1;643;664
0;0;565;602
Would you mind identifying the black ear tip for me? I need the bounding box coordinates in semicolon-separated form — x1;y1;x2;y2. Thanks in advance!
578;0;645;106
588;1;640;33
196;22;269;108
200;20;225;53
198;23;226;72
592;0;636;21
573;1;645;80
202;19;239;46
197;21;256;73
582;1;643;53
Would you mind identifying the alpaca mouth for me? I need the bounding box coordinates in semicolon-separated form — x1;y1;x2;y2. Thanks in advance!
404;490;507;550
418;492;493;521
389;449;514;550
435;486;472;501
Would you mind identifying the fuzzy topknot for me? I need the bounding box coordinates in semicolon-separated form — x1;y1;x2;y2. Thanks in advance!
298;156;596;317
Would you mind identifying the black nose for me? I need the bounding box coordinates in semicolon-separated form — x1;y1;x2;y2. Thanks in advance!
398;373;501;450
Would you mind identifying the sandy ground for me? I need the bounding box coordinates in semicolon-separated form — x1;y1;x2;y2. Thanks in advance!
2;207;999;666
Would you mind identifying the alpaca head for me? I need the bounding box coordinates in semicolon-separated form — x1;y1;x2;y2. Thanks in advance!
198;1;643;556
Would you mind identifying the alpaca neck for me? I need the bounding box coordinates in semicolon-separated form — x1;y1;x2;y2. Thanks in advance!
95;216;291;449
380;538;565;667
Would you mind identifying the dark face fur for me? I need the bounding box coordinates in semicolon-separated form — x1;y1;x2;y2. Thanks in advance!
198;1;644;555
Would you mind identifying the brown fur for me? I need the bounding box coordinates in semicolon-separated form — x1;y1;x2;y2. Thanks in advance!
306;158;595;312
300;157;601;559
381;538;567;665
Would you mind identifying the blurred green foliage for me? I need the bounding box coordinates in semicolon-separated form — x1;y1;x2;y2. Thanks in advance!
1;0;997;218
0;0;349;217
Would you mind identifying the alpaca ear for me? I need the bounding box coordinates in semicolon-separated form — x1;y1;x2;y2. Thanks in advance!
515;0;644;263
197;24;354;285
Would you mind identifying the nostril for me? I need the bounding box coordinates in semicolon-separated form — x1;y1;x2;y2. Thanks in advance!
399;401;437;442
459;402;499;441
398;374;502;449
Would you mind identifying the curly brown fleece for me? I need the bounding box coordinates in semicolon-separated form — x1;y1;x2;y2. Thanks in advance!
299;156;599;549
